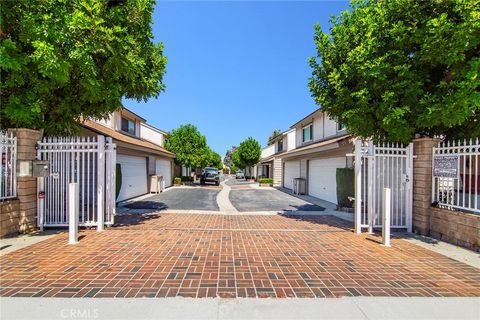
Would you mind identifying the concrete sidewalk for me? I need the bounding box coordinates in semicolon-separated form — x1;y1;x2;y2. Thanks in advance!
1;297;479;320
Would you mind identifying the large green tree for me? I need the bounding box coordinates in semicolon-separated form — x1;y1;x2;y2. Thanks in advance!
236;137;261;169
309;0;480;143
208;150;223;170
165;124;209;169
0;0;167;134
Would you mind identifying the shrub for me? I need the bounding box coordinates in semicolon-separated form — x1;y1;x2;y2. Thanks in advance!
174;177;182;185
181;176;194;182
115;164;122;200
336;168;354;208
259;178;273;185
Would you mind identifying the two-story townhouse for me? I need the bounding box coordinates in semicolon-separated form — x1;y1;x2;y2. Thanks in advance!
258;128;296;186
278;108;353;204
82;107;175;202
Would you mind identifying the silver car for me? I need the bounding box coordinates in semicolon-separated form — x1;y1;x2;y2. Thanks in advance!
235;170;245;179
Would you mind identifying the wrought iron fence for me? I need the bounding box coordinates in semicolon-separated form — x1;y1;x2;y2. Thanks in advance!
432;138;480;214
0;131;17;200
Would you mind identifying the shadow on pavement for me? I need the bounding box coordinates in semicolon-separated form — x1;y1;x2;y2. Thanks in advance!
279;214;353;231
113;211;162;228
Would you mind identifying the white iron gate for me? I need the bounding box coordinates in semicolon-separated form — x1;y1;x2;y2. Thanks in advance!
37;135;116;228
354;139;413;233
0;132;17;200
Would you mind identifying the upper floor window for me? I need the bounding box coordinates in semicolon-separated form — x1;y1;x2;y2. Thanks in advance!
121;117;136;135
277;139;284;152
337;122;346;131
302;124;313;143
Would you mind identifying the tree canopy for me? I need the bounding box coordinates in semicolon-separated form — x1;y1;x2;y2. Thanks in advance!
0;0;167;135
208;150;223;170
267;129;282;145
235;137;261;168
164;124;208;169
309;0;480;143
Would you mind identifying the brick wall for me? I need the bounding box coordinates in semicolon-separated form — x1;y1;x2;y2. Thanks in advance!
412;137;480;252
0;199;20;238
429;207;479;251
0;128;41;238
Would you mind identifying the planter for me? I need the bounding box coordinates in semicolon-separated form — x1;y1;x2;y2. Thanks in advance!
182;181;193;186
259;183;272;187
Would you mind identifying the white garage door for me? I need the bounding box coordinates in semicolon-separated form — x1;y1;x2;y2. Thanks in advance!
117;154;147;202
155;158;172;188
308;157;346;204
283;161;300;190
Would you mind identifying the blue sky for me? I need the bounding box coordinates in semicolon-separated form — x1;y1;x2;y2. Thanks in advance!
124;0;350;156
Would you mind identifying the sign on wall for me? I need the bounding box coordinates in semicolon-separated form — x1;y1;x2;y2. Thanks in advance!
433;155;459;178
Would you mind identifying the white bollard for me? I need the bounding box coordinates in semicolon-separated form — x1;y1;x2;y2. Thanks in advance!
69;182;79;245
382;187;391;247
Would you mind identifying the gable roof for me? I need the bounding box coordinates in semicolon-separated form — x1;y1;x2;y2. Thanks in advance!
82;120;175;158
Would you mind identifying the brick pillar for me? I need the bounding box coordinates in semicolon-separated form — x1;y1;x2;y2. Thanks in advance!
8;128;42;233
412;137;440;235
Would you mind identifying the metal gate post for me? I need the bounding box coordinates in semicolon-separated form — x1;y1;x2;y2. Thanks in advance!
354;139;362;234
97;135;105;231
406;143;414;233
382;187;391;247
68;182;79;244
367;140;375;233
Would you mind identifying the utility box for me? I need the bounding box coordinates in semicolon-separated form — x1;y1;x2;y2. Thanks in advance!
32;160;50;177
293;178;306;195
150;175;165;193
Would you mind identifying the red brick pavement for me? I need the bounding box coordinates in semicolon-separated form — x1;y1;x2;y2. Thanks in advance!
1;213;479;298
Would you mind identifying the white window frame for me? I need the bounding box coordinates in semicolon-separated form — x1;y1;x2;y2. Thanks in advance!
121;117;136;136
277;138;284;152
302;124;313;143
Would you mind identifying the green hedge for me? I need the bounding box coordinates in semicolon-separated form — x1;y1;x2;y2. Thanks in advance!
115;164;122;200
174;177;182;185
181;176;194;182
336;167;354;208
259;178;273;185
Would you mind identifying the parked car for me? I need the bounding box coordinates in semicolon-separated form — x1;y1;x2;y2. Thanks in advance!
235;170;245;179
200;167;220;186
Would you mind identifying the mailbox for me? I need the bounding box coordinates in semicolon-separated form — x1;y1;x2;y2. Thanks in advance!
33;160;50;177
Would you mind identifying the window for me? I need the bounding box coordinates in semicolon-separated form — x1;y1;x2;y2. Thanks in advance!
121;117;136;135
277;139;284;152
337;122;346;131
302;124;313;143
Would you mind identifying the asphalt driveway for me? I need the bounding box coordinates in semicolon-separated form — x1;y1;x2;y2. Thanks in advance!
126;188;220;211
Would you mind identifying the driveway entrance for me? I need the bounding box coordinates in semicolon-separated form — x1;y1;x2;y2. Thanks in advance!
1;213;478;298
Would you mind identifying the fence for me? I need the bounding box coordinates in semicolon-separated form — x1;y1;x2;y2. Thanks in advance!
354;139;413;233
37;135;116;228
0;132;17;200
432;138;480;214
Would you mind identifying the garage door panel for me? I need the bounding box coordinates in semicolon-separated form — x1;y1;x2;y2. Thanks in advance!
156;159;172;188
308;157;345;204
284;161;300;190
117;154;147;202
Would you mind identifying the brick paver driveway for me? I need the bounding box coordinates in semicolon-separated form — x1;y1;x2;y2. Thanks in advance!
1;213;479;298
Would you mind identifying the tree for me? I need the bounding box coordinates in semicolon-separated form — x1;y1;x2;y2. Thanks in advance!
164;124;208;169
208;150;223;170
309;0;480;143
223;146;236;167
232;150;245;169
236;137;261;171
267;129;282;145
0;0;167;135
